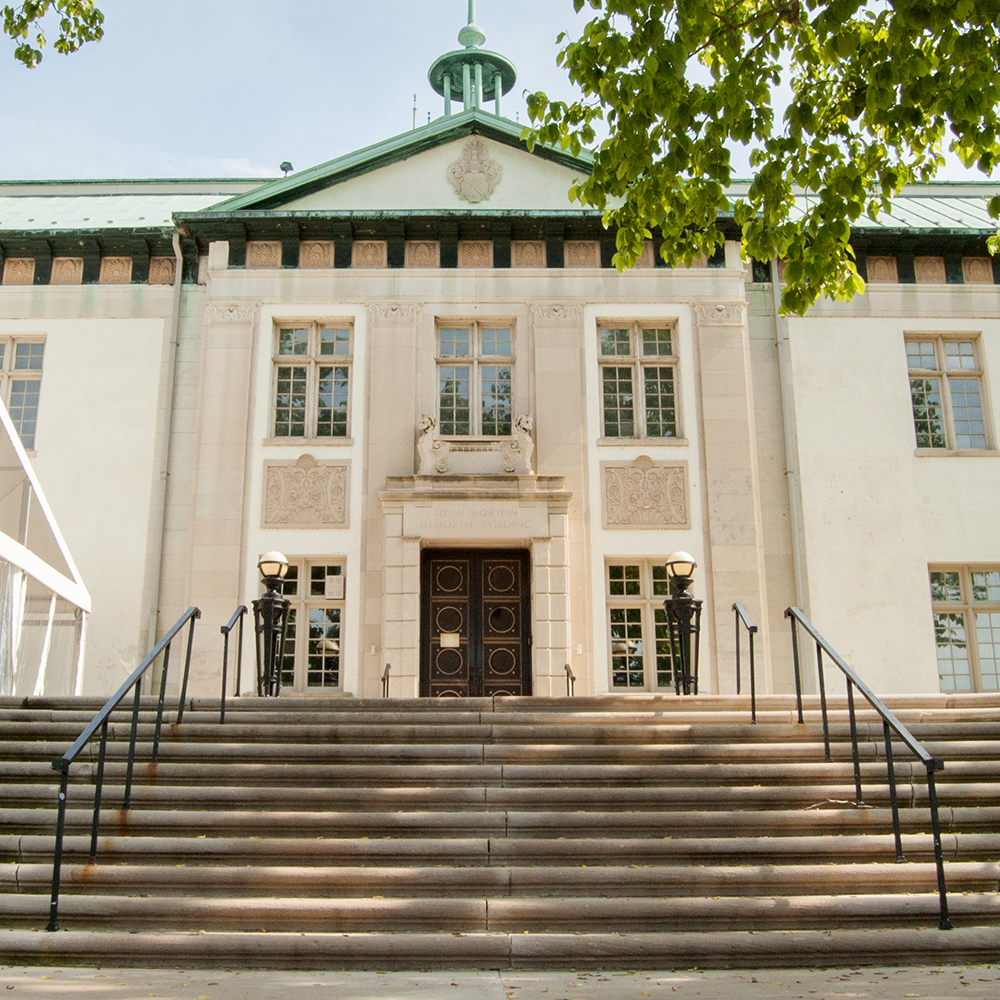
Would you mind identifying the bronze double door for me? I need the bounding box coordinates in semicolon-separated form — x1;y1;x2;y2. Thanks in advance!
420;549;531;697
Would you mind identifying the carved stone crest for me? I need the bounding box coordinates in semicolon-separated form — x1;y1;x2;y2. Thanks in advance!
447;138;502;204
530;304;582;324
602;456;688;529
263;454;349;527
206;303;259;324
369;302;420;323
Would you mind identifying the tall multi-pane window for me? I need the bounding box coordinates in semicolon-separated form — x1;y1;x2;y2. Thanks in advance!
606;561;678;690
930;567;1000;692
273;323;352;439
906;337;988;450
277;560;346;692
0;339;44;450
599;324;677;438
436;322;513;435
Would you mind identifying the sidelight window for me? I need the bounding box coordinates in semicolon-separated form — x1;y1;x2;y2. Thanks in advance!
277;559;345;692
930;566;1000;692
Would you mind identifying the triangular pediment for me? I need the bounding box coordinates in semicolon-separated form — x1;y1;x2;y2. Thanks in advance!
207;111;593;215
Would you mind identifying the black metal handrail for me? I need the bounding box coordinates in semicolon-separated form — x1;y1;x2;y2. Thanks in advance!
220;605;247;724
381;663;391;698
732;603;758;724
46;606;201;932
785;606;952;930
564;663;576;697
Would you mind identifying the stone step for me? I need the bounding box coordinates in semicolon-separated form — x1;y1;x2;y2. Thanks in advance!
5;805;997;838
6;861;998;898
5;832;998;866
3;926;1000;970
3;891;999;933
6;779;996;810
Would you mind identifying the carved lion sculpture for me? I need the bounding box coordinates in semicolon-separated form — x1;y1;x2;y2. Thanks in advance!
417;414;450;475
513;414;534;475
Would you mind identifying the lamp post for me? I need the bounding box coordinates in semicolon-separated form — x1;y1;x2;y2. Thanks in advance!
663;551;703;695
253;551;290;697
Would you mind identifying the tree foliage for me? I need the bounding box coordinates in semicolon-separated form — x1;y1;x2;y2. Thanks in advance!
3;1;103;69
526;1;1000;314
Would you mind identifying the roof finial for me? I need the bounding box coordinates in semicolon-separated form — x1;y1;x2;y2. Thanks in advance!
458;0;486;48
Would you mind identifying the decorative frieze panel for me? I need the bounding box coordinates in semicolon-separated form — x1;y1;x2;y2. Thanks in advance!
263;454;349;527
99;256;132;284
633;240;655;268
914;256;946;283
447;138;502;204
246;241;281;269
511;241;545;268
206;303;259;324
2;258;34;285
405;241;440;268
694;302;745;326
50;258;84;285
352;241;388;268
369;302;420;323
299;241;335;269
601;456;689;529
564;241;600;268
148;257;176;285
529;304;582;324
963;257;994;284
458;241;493;268
866;256;899;283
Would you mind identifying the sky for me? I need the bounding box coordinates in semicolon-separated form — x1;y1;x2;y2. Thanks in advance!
0;0;592;180
0;0;987;183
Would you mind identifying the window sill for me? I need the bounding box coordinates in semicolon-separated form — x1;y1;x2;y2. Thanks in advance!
914;447;1000;458
598;437;688;447
263;437;354;447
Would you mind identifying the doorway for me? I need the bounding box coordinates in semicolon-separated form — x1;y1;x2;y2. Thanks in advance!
420;549;531;697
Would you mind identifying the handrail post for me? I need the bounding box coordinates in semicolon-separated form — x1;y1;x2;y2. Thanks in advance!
235;612;245;701
88;719;109;862
787;609;804;723
152;642;170;760
815;643;831;761
46;766;70;931
176;609;200;723
883;720;905;862
220;625;230;725
564;663;575;697
122;682;142;811
382;663;391;698
748;626;757;724
926;766;953;930
846;679;864;806
734;606;742;695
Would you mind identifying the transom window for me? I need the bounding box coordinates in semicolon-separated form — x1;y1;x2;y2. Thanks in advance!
0;338;44;450
272;323;352;439
599;323;677;438
437;322;513;435
606;561;678;690
906;337;988;450
930;566;1000;692
277;560;346;692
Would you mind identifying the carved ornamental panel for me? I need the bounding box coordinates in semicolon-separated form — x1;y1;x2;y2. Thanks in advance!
246;241;281;269
50;258;84;285
564;241;600;268
963;257;993;284
99;256;132;284
2;258;35;285
263;454;349;528
458;241;493;268
352;241;388;268
633;241;655;268
148;257;176;285
866;256;898;283
511;241;545;268
914;256;946;283
601;456;689;529
405;241;440;268
299;241;334;268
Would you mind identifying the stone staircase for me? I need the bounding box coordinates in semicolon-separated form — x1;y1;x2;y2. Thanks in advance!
1;693;999;969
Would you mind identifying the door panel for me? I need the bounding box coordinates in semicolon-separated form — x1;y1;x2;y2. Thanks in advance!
421;549;531;697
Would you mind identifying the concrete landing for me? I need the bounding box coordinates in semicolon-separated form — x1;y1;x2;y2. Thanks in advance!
2;965;1000;1000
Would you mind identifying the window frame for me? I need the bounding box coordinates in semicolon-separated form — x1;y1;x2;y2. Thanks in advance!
435;320;515;437
598;321;679;441
270;321;354;443
605;559;680;692
0;336;44;451
905;335;992;453
929;565;1000;693
276;558;347;694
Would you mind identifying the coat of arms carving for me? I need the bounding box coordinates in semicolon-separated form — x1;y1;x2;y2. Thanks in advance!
447;139;502;204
